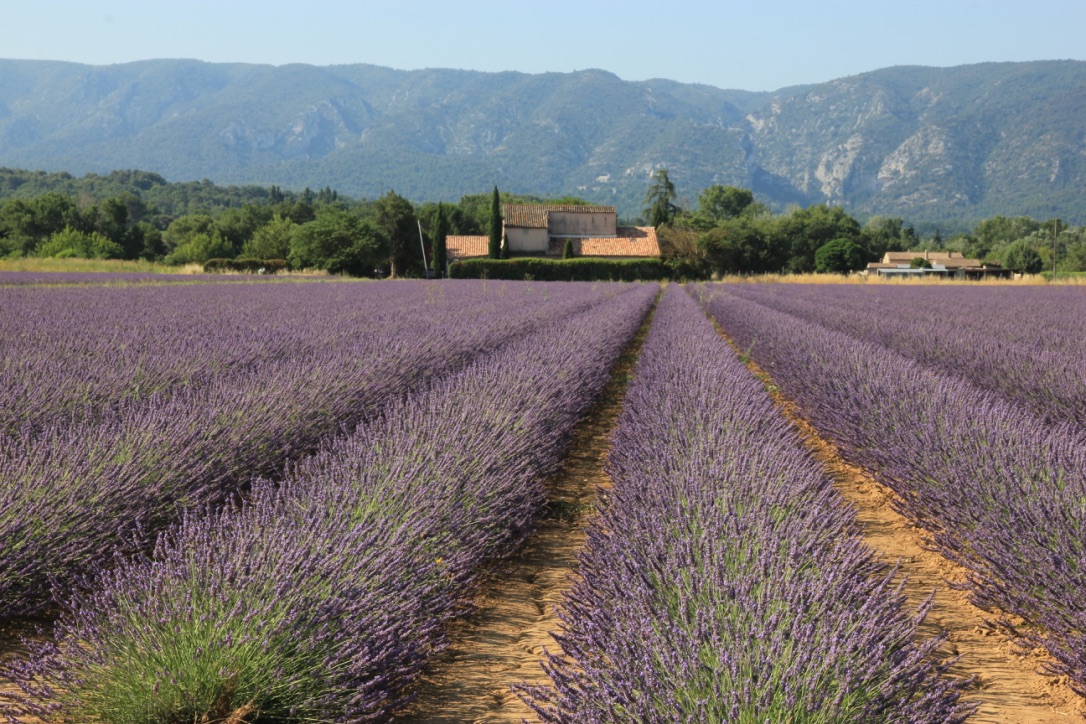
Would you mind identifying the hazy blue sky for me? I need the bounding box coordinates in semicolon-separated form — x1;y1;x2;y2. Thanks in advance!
3;0;1083;91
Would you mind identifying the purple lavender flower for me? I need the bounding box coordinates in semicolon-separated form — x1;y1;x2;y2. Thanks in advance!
521;285;973;722
1;283;657;721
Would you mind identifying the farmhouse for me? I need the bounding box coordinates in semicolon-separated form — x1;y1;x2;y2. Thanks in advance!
446;204;660;263
864;251;1011;279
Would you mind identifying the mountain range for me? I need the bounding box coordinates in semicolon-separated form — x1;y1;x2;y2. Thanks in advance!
0;58;1083;224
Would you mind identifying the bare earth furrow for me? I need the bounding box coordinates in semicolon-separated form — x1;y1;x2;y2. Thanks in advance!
743;356;1085;723
395;298;652;723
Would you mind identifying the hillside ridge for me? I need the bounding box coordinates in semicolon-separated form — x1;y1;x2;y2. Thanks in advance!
0;59;1083;223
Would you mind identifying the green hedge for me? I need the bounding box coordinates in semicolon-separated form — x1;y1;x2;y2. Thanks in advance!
203;258;290;274
448;257;669;281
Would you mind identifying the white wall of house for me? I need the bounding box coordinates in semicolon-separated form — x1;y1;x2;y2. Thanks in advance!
548;211;616;237
506;226;550;253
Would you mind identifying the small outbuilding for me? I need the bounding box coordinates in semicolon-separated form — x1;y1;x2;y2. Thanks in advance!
864;251;1011;280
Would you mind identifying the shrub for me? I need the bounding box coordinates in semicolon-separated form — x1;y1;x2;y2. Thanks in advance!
665;255;712;281
165;231;234;265
36;226;125;260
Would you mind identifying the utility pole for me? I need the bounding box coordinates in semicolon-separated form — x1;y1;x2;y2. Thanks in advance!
417;220;430;278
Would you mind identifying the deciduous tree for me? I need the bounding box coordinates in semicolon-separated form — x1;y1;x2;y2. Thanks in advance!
289;208;387;276
692;185;753;228
37;226;124;259
814;238;867;274
373;190;417;277
699;217;785;275
1002;240;1043;274
242;214;295;260
775;204;863;273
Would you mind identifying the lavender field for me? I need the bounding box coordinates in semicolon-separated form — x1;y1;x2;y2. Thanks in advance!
1;278;1083;721
0;271;288;287
696;283;1086;702
0;280;645;620
523;286;974;722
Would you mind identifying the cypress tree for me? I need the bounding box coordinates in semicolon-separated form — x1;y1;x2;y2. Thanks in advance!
488;185;502;259
562;239;575;259
432;203;448;277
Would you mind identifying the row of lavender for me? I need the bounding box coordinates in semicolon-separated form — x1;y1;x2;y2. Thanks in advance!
523;286;973;722
0;271;282;287
0;280;627;618
720;283;1086;426
697;285;1086;696
2;280;580;435
1;284;657;722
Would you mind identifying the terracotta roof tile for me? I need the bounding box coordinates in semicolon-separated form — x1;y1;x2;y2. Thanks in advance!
503;204;616;228
446;235;490;259
547;227;660;258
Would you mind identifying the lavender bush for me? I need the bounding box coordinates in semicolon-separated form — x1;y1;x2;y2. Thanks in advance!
0;280;602;435
0;271;287;286
522;286;973;723
697;284;1086;697
0;280;632;616
1;284;657;722
719;283;1086;426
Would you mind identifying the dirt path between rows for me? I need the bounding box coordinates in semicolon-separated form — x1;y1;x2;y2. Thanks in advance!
0;618;46;720
395;305;652;723
741;356;1085;722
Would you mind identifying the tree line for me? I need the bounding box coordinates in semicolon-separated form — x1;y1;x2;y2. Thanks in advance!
645;169;1086;276
0;178;571;277
2;166;1085;277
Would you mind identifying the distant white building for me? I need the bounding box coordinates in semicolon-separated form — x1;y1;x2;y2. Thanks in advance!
446;204;660;262
864;251;1010;279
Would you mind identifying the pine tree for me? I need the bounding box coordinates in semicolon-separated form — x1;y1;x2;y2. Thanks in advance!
643;169;677;227
488;185;502;259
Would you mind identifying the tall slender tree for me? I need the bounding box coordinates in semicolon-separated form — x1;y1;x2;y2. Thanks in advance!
643;169;678;228
488;185;502;259
432;203;448;278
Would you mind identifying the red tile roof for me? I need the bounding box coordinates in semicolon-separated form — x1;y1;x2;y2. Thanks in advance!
548;227;660;258
503;204;616;228
446;235;490;259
